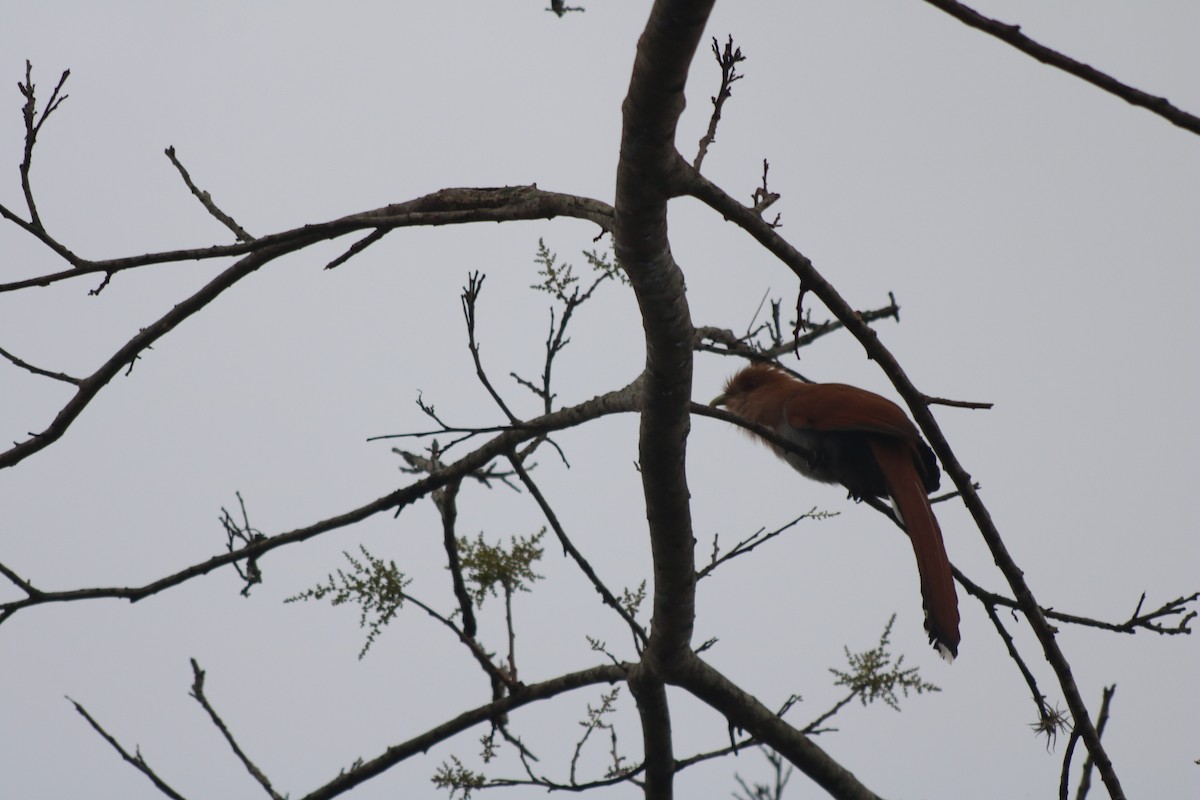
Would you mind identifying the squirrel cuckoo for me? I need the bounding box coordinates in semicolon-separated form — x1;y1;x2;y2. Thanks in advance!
711;363;961;659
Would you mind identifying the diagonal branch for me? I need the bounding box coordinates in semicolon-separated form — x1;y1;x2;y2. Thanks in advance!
1075;685;1116;800
434;475;477;639
921;0;1200;135
164;146;255;241
697;511;830;580
68;697;189;800
0;238;308;471
682;164;1127;800
299;663;628;800
672;654;883;800
189;659;284;800
400;587;519;694
505;452;648;646
0;344;81;384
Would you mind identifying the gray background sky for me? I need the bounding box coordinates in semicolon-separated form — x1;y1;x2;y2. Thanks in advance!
2;2;1197;798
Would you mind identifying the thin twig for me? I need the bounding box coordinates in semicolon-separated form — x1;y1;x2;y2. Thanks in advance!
164;147;255;241
189;659;284;800
695;294;902;362
219;491;265;595
955;569;1197;637
924;394;993;410
1076;685;1116;800
301;663;628;800
694;35;745;171
506;453;648;647
801;692;860;736
68;697;189;800
18;61;71;231
0;345;81;385
324;228;388;269
393;445;521;490
751;159;780;222
402;588;520;693
460;272;518;424
461;272;520;424
698;511;832;580
980;598;1052;725
0;560;40;596
1;240;303;471
435;474;477;638
1059;730;1080;800
504;581;519;682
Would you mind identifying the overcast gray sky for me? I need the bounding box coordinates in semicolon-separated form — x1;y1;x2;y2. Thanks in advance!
2;2;1197;799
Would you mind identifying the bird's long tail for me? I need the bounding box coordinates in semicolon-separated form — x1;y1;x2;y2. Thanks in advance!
868;439;961;660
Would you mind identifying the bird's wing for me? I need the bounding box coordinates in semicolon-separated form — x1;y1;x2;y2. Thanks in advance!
784;383;920;439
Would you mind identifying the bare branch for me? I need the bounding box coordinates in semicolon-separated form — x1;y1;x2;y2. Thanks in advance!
299;663;627;800
954;568;1198;637
1075;685;1116;800
0;560;40;598
694;35;745;171
218;493;266;595
435;474;477;638
0;344;81;385
1;186;614;294
164;147;255;241
506;453;648;646
18;61;70;231
461;272;520;424
393;444;521;490
695;293;902;362
672;654;884;800
1;239;302;470
924;394;994;410
324;228;388;270
1;189;617;471
751;159;780;222
68;697;189;800
921;0;1200;135
0;377;643;624
1060;729;1080;800
402;586;520;694
189;660;284;800
2;63;83;266
981;594;1055;726
698;511;834;580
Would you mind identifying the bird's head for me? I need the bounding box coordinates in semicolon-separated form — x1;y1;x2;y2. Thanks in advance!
709;363;789;410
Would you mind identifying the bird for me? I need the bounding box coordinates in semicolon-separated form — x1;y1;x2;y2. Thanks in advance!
710;363;961;660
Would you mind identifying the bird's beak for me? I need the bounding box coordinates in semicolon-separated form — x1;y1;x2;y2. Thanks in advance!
709;392;728;408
